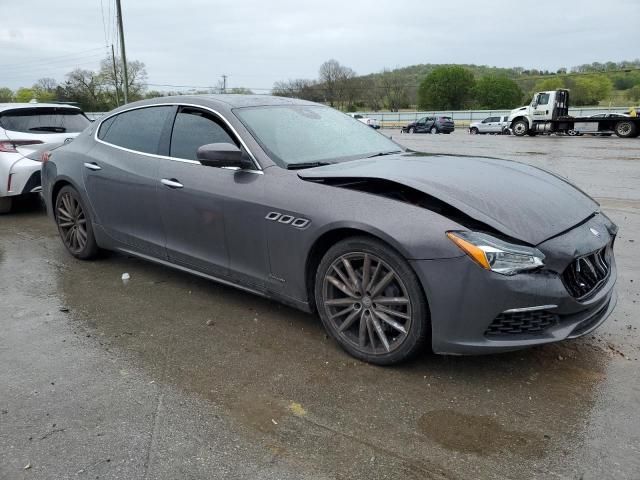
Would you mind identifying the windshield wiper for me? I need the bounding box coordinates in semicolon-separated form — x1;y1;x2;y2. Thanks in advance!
365;150;402;158
286;161;332;170
29;126;67;133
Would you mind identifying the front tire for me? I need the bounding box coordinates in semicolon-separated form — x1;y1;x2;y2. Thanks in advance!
469;128;479;135
430;126;438;134
55;185;99;260
512;119;528;136
408;127;415;134
314;237;429;365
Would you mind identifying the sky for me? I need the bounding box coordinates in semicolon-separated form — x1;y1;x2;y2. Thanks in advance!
1;0;639;91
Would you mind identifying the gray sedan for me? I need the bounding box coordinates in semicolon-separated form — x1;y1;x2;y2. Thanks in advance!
41;95;617;365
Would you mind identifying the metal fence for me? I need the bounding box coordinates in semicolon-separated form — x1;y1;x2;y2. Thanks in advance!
356;107;631;128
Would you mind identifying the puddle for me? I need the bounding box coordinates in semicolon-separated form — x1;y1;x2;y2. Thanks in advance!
418;410;546;458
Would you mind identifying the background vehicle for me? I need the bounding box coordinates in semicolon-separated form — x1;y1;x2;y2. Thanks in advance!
508;90;640;138
349;113;380;129
469;115;510;135
567;113;630;136
42;95;616;365
0;103;90;213
402;116;454;134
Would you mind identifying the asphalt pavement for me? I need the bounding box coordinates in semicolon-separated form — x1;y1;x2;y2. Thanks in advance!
1;131;639;479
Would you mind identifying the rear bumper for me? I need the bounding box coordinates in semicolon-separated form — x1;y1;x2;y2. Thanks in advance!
0;155;42;197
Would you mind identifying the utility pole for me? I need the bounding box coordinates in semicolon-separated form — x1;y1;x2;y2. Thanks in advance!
222;75;227;93
110;44;120;107
115;0;129;103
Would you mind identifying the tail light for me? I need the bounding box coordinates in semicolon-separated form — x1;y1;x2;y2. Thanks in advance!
0;140;44;153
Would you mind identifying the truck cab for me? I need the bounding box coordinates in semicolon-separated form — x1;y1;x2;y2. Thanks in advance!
508;90;570;136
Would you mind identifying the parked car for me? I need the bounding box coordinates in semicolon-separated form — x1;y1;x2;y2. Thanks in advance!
42;95;617;365
469;115;510;135
401;116;454;134
348;113;380;129
0;103;90;213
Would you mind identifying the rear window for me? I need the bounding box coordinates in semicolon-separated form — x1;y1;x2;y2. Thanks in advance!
438;116;452;121
97;106;174;155
0;107;90;134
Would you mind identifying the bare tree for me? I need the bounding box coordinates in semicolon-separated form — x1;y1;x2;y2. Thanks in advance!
99;57;148;103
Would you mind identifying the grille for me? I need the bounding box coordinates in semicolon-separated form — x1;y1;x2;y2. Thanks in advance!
485;310;559;337
562;246;610;300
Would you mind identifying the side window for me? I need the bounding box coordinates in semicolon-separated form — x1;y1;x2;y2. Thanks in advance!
537;93;550;105
170;108;236;161
98;106;173;154
417;117;426;124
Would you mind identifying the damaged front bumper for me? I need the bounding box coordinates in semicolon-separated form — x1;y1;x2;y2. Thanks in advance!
411;214;617;355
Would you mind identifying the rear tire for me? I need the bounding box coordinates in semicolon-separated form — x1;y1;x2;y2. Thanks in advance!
314;236;429;365
0;197;12;214
615;120;638;138
430;126;438;134
512;119;528;136
55;185;99;260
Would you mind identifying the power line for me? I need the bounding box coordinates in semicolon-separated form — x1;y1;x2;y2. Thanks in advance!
0;47;105;70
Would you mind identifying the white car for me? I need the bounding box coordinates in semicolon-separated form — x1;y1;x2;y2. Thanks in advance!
0;103;90;213
469;115;510;135
349;113;380;129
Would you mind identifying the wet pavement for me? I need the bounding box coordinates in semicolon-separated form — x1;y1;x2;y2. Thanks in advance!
2;133;639;479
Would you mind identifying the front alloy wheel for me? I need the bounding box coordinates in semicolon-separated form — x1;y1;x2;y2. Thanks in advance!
430;126;438;134
315;237;428;365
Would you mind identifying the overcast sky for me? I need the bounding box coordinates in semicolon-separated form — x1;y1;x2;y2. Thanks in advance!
2;0;639;91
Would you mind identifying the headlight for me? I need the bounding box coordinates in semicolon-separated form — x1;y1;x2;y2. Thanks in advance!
446;231;544;275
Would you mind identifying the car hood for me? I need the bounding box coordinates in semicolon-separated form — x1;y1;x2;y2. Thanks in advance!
298;153;599;245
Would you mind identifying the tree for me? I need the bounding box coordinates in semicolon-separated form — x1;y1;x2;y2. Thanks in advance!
627;85;640;103
377;69;409;112
417;66;475;110
474;75;523;109
32;78;57;102
533;77;566;92
318;59;356;107
15;88;36;103
63;68;106;111
99;57;147;105
229;87;254;94
567;75;612;105
272;79;322;102
0;87;13;102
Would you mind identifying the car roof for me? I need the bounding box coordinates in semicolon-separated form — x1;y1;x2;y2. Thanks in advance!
118;94;320;112
0;103;83;113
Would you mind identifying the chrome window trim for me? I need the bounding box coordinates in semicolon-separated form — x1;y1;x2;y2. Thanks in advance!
93;102;263;174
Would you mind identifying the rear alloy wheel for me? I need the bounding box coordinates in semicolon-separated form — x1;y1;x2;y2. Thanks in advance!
615;120;638;138
430;126;438;134
55;186;99;260
315;237;429;365
469;127;479;135
0;197;12;214
512;120;528;136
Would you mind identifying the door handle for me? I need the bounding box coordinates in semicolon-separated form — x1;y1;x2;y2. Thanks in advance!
161;178;184;189
84;162;101;171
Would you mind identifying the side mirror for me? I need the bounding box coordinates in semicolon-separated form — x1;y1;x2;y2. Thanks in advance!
196;143;245;168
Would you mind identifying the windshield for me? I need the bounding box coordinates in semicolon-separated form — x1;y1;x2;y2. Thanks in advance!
234;105;401;167
0;107;90;134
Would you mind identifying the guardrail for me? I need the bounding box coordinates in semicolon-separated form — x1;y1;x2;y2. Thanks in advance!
357;107;631;128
